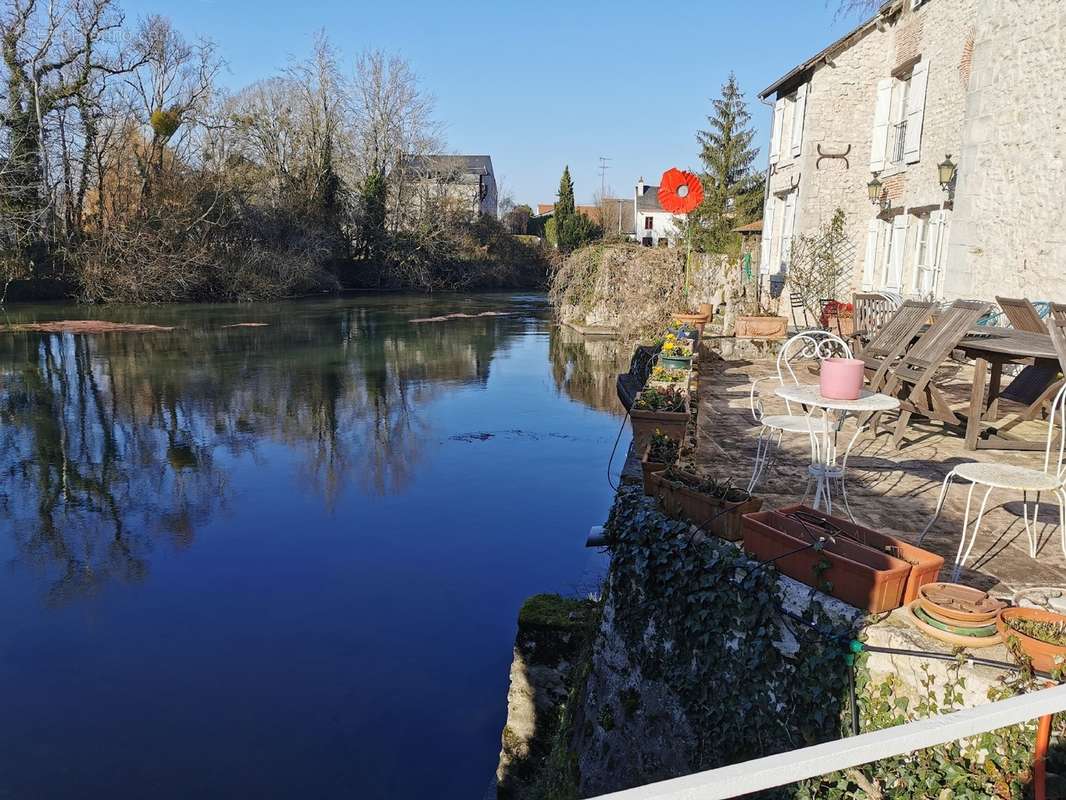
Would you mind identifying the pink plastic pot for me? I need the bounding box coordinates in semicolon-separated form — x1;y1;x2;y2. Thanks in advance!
820;357;865;400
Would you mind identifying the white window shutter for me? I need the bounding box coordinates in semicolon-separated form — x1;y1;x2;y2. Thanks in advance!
869;78;893;171
769;99;785;165
790;84;808;158
779;192;797;271
862;219;880;289
759;196;775;273
903;60;929;164
887;215;909;290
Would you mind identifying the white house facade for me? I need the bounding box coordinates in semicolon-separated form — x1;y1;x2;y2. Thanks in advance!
634;178;684;247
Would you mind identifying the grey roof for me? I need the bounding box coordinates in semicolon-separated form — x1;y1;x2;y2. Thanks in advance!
636;184;664;213
404;154;494;178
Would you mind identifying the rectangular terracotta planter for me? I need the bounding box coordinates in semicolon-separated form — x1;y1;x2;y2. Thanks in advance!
734;315;788;339
630;391;689;453
640;445;670;496
651;471;762;541
772;505;943;603
741;507;915;613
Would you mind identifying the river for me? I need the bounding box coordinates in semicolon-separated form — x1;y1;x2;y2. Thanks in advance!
0;293;630;798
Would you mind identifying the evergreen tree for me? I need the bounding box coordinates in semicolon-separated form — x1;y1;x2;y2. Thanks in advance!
553;165;599;251
555;165;576;221
689;73;764;254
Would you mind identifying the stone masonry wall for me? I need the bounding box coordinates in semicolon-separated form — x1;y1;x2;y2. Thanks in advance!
944;0;1066;300
765;0;978;298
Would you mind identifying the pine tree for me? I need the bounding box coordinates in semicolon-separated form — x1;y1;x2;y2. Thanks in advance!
553;165;597;251
556;166;576;222
689;73;764;254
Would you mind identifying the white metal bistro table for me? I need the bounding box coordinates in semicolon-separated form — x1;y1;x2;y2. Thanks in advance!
773;384;900;520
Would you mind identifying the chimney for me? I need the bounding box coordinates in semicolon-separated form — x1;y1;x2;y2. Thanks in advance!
636;176;645;196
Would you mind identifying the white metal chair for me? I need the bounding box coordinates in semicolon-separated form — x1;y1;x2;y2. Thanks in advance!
748;331;853;492
919;380;1066;581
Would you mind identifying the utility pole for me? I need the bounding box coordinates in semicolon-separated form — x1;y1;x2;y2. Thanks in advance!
598;156;611;201
598;156;612;231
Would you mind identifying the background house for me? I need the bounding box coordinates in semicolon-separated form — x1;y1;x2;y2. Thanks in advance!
635;178;684;247
404;154;498;219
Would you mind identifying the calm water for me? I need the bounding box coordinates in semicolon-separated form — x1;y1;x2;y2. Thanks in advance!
0;294;629;799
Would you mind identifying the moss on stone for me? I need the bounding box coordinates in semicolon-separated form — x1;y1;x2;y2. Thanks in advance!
518;593;593;631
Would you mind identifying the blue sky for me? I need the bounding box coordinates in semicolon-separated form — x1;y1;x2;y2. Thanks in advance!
121;0;859;206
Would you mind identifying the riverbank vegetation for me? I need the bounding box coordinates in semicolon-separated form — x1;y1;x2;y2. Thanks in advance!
0;0;546;303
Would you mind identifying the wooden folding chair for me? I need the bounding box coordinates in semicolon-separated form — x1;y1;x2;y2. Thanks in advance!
880;300;990;448
996;296;1047;334
859;300;934;392
997;296;1061;414
852;293;900;344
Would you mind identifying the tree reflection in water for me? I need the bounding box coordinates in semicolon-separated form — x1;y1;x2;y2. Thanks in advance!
0;301;516;601
548;324;631;415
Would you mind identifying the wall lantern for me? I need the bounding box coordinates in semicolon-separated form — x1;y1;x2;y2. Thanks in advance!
938;154;957;191
867;172;884;205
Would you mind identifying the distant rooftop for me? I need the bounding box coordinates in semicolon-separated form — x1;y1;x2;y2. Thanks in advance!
636;184;664;213
404;154;494;177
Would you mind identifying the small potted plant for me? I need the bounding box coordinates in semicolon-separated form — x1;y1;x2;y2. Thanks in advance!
658;334;694;370
670;323;700;346
647;364;690;390
631;385;689;451
997;607;1066;673
650;466;762;541
821;300;855;338
641;430;679;495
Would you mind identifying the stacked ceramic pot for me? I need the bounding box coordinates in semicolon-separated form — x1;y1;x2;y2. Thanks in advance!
906;583;1006;648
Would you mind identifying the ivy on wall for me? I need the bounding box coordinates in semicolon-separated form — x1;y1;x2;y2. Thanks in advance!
529;486;1064;800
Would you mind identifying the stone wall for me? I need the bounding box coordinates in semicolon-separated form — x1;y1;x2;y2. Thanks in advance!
944;0;1066;300
763;0;982;300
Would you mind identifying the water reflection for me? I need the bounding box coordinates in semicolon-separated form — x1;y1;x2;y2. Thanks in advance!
0;300;522;601
549;325;631;415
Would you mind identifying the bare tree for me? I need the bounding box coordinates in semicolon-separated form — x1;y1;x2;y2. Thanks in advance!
124;15;220;204
833;0;882;19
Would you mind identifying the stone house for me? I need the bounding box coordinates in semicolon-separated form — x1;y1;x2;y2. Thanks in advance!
757;0;1065;304
403;154;498;219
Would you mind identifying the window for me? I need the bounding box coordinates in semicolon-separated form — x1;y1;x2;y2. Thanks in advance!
870;60;929;171
889;76;911;165
644;216;653;230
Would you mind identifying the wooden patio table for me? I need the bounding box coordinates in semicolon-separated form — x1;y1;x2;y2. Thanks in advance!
955;328;1058;450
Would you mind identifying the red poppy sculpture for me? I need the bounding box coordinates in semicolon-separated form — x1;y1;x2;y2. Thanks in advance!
657;168;703;214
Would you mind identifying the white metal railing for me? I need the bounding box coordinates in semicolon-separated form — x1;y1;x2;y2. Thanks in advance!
588;681;1066;800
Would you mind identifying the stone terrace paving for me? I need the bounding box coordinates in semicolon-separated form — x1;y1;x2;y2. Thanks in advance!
693;351;1066;596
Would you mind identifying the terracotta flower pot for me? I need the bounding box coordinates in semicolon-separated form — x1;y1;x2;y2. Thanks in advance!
828;315;855;338
820;358;866;401
641;445;671;496
651;471;762;541
734;315;788;339
997;607;1066;673
773;505;943;604
741;508;914;613
673;313;708;334
630;394;689;453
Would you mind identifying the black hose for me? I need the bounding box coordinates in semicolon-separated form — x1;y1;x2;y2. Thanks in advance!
848;664;860;736
859;643;1059;683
